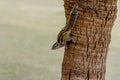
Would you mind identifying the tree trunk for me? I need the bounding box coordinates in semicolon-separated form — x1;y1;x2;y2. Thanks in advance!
61;0;118;80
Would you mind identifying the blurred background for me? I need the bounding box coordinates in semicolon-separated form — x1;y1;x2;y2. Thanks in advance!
0;0;119;80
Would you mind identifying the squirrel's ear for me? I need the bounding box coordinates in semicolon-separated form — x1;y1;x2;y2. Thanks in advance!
52;42;64;50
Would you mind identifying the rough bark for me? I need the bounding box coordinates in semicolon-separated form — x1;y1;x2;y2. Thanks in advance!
61;0;118;80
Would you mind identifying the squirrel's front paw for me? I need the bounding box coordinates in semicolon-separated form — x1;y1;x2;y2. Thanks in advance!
71;37;77;43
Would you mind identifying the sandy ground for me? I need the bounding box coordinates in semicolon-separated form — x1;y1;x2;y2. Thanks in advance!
0;0;120;80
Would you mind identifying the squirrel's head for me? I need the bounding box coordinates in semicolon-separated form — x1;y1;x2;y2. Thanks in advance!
52;42;65;50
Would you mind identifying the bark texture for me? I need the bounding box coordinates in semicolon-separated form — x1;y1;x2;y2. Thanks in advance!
61;0;118;80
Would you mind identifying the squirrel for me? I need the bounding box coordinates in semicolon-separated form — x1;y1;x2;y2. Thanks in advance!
52;4;78;50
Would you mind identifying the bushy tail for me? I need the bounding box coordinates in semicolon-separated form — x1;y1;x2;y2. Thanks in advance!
66;4;78;30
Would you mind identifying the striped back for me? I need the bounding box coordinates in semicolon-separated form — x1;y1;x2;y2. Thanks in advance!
57;4;78;43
